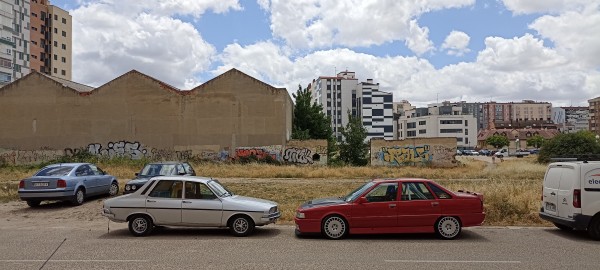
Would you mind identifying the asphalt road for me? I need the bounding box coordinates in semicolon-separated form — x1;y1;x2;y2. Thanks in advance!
0;224;599;270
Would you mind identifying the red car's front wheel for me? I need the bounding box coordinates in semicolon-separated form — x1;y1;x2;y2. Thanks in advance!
322;215;348;240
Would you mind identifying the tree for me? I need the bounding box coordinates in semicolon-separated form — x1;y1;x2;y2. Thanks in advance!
527;135;545;148
291;85;337;161
338;112;368;166
485;135;509;149
538;131;600;163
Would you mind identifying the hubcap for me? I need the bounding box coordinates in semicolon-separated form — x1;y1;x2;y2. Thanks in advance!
324;217;345;238
76;190;84;204
109;184;118;195
438;217;459;238
233;218;248;233
133;218;147;233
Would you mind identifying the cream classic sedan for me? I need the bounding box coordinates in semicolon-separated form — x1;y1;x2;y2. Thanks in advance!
102;176;280;237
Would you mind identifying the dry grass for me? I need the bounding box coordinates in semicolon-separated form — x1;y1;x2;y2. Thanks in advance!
0;157;550;226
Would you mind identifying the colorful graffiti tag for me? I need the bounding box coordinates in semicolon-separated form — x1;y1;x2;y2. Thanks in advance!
235;146;281;160
378;145;433;165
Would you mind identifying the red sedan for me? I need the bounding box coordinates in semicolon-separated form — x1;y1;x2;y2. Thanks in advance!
294;178;485;240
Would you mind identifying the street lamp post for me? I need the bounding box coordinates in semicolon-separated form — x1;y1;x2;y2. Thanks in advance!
515;138;520;155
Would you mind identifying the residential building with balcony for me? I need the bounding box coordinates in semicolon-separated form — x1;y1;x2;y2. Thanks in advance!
0;0;30;85
481;100;555;130
30;0;71;80
590;97;600;136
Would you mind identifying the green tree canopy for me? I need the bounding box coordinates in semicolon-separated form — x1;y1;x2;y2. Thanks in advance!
485;135;510;149
338;112;368;166
527;135;545;148
538;131;600;163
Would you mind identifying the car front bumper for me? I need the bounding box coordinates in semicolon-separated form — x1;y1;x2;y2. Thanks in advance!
18;189;75;201
258;212;281;225
294;218;322;234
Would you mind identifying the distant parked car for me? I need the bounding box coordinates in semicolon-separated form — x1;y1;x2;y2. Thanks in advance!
102;176;280;237
529;149;540;154
124;162;196;194
478;149;491;156
18;163;119;207
456;150;463;156
294;178;485;240
463;150;480;156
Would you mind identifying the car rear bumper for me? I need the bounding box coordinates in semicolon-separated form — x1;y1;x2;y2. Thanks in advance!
539;210;591;230
461;213;486;227
18;189;74;201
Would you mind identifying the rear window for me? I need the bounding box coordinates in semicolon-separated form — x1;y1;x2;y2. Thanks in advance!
35;166;74;176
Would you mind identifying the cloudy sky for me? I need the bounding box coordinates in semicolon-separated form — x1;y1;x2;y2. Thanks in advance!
52;0;599;107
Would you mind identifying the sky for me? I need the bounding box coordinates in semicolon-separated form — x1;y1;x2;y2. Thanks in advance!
50;0;600;107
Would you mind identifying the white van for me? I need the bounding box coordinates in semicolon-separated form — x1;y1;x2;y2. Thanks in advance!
539;161;600;239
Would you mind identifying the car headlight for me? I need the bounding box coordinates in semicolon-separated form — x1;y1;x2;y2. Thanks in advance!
296;212;305;219
125;185;131;191
269;206;278;214
131;185;137;190
102;208;112;214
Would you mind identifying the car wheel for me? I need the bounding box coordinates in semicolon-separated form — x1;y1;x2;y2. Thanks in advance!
553;223;573;231
26;200;41;207
322;215;348;240
435;216;462;240
229;216;255;237
71;188;85;206
128;215;154;237
588;216;600;240
108;181;119;196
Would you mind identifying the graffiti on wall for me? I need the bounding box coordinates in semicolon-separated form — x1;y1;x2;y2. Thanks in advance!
235;146;282;160
87;141;148;159
377;145;433;165
283;147;314;164
0;149;63;165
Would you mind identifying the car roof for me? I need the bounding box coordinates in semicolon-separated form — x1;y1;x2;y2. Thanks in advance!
45;163;88;167
148;175;214;183
372;178;432;183
146;161;186;165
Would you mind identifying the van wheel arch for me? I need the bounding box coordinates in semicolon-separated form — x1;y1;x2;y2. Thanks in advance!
588;214;600;240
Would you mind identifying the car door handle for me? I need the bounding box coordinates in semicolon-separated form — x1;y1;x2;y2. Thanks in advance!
431;202;439;207
147;200;156;203
389;204;396;208
550;192;556;196
182;201;192;204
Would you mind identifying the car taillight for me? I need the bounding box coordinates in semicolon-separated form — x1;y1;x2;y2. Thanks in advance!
57;179;67;188
19;180;24;188
573;189;581;208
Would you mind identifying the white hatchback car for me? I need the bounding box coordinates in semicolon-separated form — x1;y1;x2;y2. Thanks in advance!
102;176;280;237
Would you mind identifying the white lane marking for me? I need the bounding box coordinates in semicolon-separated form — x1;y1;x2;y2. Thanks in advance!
385;260;521;264
0;260;148;262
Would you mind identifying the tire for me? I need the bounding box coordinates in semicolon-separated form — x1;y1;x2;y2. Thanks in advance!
229;216;255;237
588;216;600;240
108;181;119;196
71;188;85;206
553;223;573;231
435;216;462;240
128;215;153;237
26;200;41;207
322;215;348;240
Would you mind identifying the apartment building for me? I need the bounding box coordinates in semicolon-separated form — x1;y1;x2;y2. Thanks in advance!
552;106;589;133
308;71;393;141
481;100;554;129
590;97;600;136
396;101;477;149
0;0;30;85
29;0;71;80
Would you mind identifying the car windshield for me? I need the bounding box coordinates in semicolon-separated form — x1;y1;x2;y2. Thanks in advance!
140;164;177;176
35;166;74;176
207;180;234;197
343;181;375;202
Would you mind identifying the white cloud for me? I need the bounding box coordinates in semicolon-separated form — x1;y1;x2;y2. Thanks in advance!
258;0;474;55
441;30;471;56
69;1;241;87
501;0;596;14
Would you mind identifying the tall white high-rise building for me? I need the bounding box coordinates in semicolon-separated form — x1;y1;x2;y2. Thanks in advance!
0;0;30;85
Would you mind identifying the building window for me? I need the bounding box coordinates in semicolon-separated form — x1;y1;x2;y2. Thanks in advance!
0;58;12;68
54;14;58;20
419;121;426;125
440;129;463;133
54;54;57;60
456;138;463;142
31;12;37;17
62;18;67;24
465;129;468;135
407;122;416;129
54;41;57;47
61;57;66;63
61;70;66;76
54;68;57;74
465;120;468;127
62;44;66;50
440;120;463;125
407;131;416;137
0;72;11;83
54;28;57;34
62;31;66;37
419;129;426;134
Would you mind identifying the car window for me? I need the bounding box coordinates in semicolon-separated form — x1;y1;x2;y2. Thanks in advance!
148;180;183;199
401;182;435;201
75;165;93;177
35;166;74;176
428;183;452;199
176;165;186;175
184;182;217;200
182;163;195;176
365;183;398;202
88;164;104;175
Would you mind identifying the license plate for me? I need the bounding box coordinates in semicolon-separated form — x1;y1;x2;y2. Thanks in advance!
33;182;49;187
545;202;556;212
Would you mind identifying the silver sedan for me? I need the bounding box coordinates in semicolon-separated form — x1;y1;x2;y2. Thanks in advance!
102;176;280;237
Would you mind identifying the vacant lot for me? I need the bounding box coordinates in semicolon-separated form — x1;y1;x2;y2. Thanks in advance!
0;156;549;226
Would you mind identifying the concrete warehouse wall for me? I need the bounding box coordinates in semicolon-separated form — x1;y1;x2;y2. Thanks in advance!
370;138;458;167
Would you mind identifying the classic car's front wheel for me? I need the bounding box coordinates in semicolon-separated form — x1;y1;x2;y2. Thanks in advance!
322;215;348;240
128;215;153;237
435;216;462;240
108;181;119;196
229;215;255;237
71;188;85;206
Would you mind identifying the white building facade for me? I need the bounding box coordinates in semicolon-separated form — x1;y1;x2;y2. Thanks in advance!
0;0;30;85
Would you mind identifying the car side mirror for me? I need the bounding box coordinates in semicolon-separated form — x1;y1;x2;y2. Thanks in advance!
357;197;368;204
